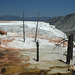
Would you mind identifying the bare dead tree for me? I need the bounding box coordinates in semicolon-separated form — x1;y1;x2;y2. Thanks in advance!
35;11;39;42
23;11;25;42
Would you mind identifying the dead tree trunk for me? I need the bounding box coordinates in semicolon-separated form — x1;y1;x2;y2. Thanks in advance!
35;12;39;42
23;11;25;42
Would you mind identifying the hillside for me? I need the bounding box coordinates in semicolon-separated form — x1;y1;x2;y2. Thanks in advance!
46;13;75;38
0;15;51;21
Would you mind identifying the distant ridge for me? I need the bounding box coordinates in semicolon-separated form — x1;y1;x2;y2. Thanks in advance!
46;13;75;40
0;15;22;21
0;15;51;21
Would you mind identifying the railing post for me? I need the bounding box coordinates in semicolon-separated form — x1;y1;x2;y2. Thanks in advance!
70;34;73;60
66;35;71;64
36;41;39;61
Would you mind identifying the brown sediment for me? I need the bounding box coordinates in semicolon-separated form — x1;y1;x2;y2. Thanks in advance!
0;47;71;75
0;46;19;51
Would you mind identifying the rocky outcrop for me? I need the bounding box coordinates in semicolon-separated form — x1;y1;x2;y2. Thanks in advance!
46;13;75;40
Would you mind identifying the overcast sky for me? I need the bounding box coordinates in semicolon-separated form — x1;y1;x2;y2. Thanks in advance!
0;0;75;17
